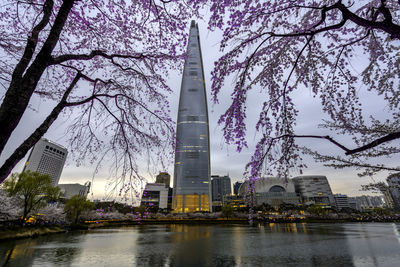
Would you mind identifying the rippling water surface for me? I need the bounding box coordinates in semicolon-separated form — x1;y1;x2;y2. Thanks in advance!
1;223;400;266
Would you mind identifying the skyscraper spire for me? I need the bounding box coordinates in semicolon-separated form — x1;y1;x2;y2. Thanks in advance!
172;21;211;213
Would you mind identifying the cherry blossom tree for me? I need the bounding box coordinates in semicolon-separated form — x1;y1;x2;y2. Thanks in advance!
3;171;62;222
208;0;400;178
0;1;204;191
0;189;22;222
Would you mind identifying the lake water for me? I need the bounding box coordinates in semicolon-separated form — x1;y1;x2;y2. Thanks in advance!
1;223;400;266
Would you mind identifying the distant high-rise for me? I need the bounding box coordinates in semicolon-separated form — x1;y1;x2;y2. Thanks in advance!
23;138;67;185
233;181;243;196
156;172;171;188
387;173;400;210
172;21;211;213
211;175;232;202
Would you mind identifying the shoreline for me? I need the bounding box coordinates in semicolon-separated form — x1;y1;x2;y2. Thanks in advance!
1;217;400;241
0;225;67;241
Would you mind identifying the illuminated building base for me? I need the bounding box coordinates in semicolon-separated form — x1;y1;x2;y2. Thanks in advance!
172;194;210;213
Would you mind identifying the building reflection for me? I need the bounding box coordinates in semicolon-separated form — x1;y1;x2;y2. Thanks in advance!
1;224;399;266
0;234;81;266
232;225;247;266
393;223;400;245
168;224;211;242
1;239;37;266
345;223;400;266
254;223;355;266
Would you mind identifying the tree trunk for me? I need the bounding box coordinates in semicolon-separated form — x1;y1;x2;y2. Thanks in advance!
74;211;81;224
22;198;29;225
0;89;73;182
0;0;75;163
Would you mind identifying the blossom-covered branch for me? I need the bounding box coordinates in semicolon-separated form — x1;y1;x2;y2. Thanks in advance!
209;0;400;177
0;0;206;198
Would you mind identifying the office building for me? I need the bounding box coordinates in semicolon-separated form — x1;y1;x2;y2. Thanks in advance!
58;182;91;199
239;177;300;208
156;172;171;188
353;195;385;211
292;175;334;206
172;21;211;213
223;195;246;210
378;184;395;208
211;175;232;211
387;173;400;210
140;183;169;209
333;194;350;210
233;181;243;196
348;197;358;210
23;138;67;185
211;175;232;201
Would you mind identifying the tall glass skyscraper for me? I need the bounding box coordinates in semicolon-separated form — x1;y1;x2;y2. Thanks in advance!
172;21;211;213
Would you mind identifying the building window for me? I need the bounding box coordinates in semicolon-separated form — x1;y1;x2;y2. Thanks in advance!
185;176;199;179
269;185;286;192
186;151;200;159
186;116;199;121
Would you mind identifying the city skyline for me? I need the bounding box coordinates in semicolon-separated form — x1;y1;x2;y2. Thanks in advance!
1;1;399;266
0;19;396;200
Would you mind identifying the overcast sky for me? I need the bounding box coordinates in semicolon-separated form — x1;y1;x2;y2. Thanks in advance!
1;19;396;201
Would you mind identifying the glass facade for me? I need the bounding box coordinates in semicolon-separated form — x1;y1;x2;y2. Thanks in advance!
201;194;210;211
172;194;211;212
172;21;211;213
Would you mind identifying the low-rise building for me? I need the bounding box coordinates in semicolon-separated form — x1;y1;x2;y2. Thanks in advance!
239;177;300;208
140;183;169;209
58;182;90;199
333;194;350;210
353;195;385;211
223;195;246;210
348;197;358;210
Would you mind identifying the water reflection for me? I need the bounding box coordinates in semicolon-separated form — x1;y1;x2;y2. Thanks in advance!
394;223;400;245
0;233;82;266
1;223;400;266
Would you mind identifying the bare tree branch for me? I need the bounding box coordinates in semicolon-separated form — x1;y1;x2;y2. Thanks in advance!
0;72;81;182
